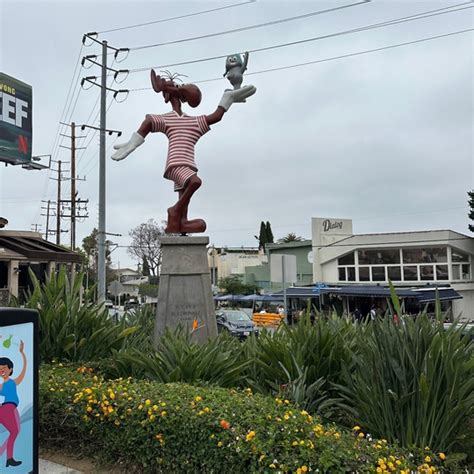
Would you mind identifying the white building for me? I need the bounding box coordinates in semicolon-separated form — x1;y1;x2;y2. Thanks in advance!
312;217;474;320
208;246;267;286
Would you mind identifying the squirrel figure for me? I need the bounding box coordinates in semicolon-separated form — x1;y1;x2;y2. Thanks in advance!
223;52;249;90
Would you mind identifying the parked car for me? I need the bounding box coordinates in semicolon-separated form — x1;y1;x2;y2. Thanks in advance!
216;309;258;339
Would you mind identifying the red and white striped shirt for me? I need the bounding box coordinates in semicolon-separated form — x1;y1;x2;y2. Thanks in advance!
148;111;210;178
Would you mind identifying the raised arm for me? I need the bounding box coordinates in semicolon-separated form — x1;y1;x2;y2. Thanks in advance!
14;340;27;386
206;107;226;126
241;52;249;74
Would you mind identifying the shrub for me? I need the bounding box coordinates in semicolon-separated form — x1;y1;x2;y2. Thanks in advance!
40;365;450;473
100;328;249;388
243;316;356;420
338;315;474;454
20;267;137;362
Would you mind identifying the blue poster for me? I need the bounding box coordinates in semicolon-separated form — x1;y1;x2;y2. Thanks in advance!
0;323;33;473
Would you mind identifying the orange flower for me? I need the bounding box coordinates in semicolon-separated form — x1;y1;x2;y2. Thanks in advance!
192;319;199;330
220;419;230;429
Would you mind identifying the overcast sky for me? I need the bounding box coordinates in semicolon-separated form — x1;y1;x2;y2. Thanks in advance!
0;0;472;270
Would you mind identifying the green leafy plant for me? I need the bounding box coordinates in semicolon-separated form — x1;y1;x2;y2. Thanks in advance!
20;267;137;362
338;313;474;453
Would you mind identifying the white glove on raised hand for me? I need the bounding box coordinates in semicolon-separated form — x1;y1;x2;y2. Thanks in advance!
111;132;145;161
218;84;257;111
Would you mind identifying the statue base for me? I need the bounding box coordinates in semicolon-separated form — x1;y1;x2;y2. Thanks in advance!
155;236;217;344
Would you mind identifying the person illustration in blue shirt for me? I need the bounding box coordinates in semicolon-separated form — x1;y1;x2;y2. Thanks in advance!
0;340;27;468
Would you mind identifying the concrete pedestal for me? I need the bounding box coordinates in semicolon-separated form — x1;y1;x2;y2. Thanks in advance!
155;236;217;344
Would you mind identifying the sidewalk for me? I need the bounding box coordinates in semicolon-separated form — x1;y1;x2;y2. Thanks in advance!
39;458;83;474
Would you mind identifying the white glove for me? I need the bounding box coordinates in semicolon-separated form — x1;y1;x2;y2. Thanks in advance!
218;84;257;111
111;132;145;161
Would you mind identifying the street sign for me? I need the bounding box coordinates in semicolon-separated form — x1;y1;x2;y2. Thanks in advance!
0;73;33;166
0;308;38;473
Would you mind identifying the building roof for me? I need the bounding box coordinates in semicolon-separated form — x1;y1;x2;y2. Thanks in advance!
0;231;82;263
267;240;311;250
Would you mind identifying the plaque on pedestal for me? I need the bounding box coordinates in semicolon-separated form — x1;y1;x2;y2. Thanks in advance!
155;236;217;344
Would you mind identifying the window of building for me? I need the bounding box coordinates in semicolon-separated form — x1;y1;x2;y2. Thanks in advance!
372;267;385;281
403;247;447;264
452;250;469;262
387;266;402;281
359;266;370;281
420;265;434;280
338;266;356;282
338;267;346;281
403;266;418;281
347;267;356;281
338;253;355;265
358;249;400;265
452;263;471;281
436;265;449;281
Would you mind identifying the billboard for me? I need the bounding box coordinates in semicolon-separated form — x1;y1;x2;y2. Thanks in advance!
0;73;33;165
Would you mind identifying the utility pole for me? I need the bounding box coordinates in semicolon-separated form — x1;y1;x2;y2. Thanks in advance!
98;40;108;303
60;121;87;249
31;223;42;233
56;160;62;245
80;33;128;302
45;200;50;240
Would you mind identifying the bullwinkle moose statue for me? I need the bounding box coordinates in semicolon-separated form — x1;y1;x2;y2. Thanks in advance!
112;64;256;235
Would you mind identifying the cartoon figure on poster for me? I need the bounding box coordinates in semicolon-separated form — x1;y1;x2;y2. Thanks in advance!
0;336;27;468
112;53;256;235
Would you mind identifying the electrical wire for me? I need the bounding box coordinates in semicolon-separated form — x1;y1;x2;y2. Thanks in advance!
128;28;473;92
125;2;473;77
97;0;256;35
128;0;371;51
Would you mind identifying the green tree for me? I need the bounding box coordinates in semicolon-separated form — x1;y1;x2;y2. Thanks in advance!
218;275;259;295
278;232;304;243
254;221;274;250
468;190;474;232
265;221;274;244
81;228;113;288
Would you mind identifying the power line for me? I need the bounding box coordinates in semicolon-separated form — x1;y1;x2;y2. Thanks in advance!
125;2;473;76
128;0;371;51
96;0;256;35
128;28;473;92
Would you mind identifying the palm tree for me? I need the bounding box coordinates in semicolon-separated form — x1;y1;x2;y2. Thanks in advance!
277;232;304;243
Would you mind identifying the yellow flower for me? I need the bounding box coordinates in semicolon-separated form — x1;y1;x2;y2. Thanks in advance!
283;414;290;421
246;431;256;441
153;405;159;411
284;399;290;405
138;404;143;410
86;406;92;413
204;407;210;413
269;464;276;469
353;425;361;431
161;401;166;407
300;466;308;473
217;441;223;447
439;453;446;460
296;469;302;474
195;396;202;402
358;432;364;438
161;410;167;417
425;456;431;463
145;399;151;406
107;406;114;413
292;441;298;447
333;432;341;440
149;414;155;421
376;468;382;474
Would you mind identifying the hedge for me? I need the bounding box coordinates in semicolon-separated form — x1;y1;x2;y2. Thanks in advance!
39;365;450;473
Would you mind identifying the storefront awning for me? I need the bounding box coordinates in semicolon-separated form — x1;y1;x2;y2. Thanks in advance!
272;285;462;303
416;288;463;303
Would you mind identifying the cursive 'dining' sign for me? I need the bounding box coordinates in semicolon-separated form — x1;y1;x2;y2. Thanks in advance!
322;219;344;232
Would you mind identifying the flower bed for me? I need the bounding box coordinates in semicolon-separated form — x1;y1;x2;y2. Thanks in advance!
40;365;449;473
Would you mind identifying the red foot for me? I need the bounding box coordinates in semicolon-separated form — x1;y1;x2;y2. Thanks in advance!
180;219;206;234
